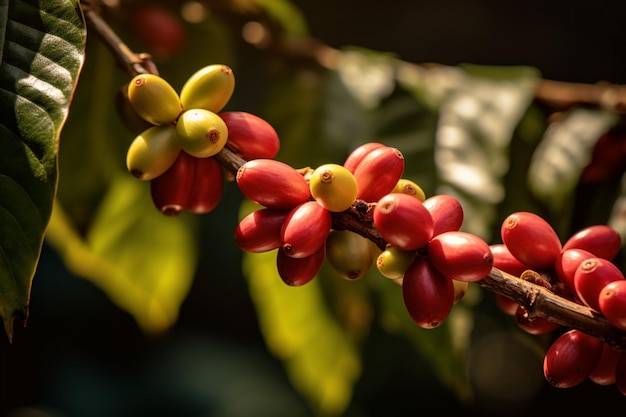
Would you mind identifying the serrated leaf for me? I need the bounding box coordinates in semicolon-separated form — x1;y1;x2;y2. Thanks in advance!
46;174;198;334
0;0;85;340
240;201;360;417
527;107;618;212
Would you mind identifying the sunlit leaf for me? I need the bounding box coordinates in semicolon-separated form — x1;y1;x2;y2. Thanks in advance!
240;202;361;417
527;107;618;212
0;0;85;340
46;174;198;334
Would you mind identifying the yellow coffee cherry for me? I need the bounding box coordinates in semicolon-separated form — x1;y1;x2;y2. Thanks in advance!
325;230;376;280
127;73;182;125
180;64;235;113
126;125;180;180
175;109;229;158
376;246;417;280
309;163;358;212
392;178;426;202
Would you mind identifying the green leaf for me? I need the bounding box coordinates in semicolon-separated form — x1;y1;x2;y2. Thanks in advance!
0;0;85;340
46;174;199;334
240;203;361;417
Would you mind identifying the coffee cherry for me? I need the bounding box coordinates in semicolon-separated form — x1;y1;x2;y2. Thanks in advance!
353;146;405;202
309;164;358;212
376;245;417;280
325;230;376;280
554;248;595;295
175;109;228;158
402;256;454;329
543;329;603;388
220;111;280;159
574;257;625;312
343;142;385;173
500;211;562;271
116;83;153;135
126;125;180;180
276;245;325;286
562;225;621;261
452;280;469;304
514;305;560;335
392;178;426;202
280;201;332;258
496;294;519;316
127;73;182;125
422;194;464;237
129;4;186;60
490;243;528;277
427;231;493;282
150;150;194;215
589;342;621;386
235;208;290;253
373;193;434;251
186;156;224;214
598;280;626;331
180;64;235;113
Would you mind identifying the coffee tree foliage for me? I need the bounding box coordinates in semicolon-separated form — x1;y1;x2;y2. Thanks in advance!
2;0;626;415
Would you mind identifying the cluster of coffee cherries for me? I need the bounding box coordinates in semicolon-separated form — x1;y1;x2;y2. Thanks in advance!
124;64;280;215
490;211;626;393
234;142;494;329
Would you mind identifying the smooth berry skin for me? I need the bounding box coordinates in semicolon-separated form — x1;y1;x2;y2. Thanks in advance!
276;245;325;286
500;211;562;271
220;111;280;160
150;150;193;216
402;257;454;329
598;280;626;331
343;142;385;173
574;257;625;312
236;159;310;209
514;305;560;335
543;329;603;389
589;342;622;386
554;248;596;295
562;225;621;261
490;243;528;277
280;201;332;259
235;208;290;253
373;193;434;251
187;156;224;214
422;194;464;237
427;231;493;282
353;146;405;203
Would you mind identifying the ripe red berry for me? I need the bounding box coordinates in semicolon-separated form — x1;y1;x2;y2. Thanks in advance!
427;231;493;282
554;248;595;296
373;193;434;251
353;146;404;202
422;194;464;236
402;257;454;329
589;342;621;386
343;142;385;173
276;245;325;286
280;201;332;258
574;257;625;312
130;4;185;60
598;280;626;331
187;156;224;214
220;111;280;160
562;225;621;261
514;305;560;335
500;211;562;271
235;208;290;253
543;329;603;388
490;243;528;277
236;159;310;209
150;150;193;216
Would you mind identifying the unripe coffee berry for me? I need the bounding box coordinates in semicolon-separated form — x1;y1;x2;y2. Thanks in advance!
180;64;235;113
175;109;228;158
127;73;182;125
309;163;358;212
126;125;180;180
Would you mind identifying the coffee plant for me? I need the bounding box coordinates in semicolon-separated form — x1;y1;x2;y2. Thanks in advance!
3;0;626;415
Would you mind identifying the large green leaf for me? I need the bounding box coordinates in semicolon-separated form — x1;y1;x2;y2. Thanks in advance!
0;0;85;341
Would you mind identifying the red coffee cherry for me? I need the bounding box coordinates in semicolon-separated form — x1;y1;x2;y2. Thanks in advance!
422;194;464;237
490;243;528;277
500;211;562;271
598;280;626;331
574;257;625;312
236;159;310;209
343;142;385;173
220;111;280;160
554;248;595;295
427;231;493;282
402;257;454;329
187;156;224;214
353;146;405;202
514;305;560;335
280;201;332;258
373;193;434;251
562;225;621;261
129;4;186;60
150;150;193;216
235;208;290;253
589;342;622;386
543;329;603;388
276;245;325;286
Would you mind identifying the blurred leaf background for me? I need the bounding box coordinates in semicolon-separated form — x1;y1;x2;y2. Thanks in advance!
3;0;626;416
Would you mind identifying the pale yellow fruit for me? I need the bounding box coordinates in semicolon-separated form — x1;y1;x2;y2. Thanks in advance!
175;109;228;158
180;64;235;112
127;73;182;125
126;125;180;180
